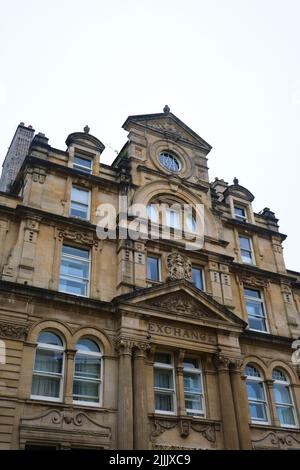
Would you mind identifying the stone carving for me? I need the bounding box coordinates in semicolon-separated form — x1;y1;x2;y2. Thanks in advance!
190;422;216;443
252;431;300;450
115;337;151;355
240;274;268;288
213;353;231;371
147;292;213;320
57;228;99;247
150;420;178;442
19;408;112;447
0;323;28;340
150;418;217;444
167;252;192;282
180;420;190;437
153;444;201;450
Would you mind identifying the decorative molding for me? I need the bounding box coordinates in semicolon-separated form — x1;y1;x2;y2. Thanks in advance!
115;337;151;355
57;227;99;248
150;417;217;444
153;444;201;450
213;353;231;371
147;292;213;320
28;167;47;184
167;252;192;282
19;408;111;447
0;322;28;340
252;431;300;450
239;274;269;288
150;419;178;442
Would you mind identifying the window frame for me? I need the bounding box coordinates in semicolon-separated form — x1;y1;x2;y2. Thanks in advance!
154;352;177;415
183;357;205;417
31;331;65;403
245;364;270;425
166;207;181;230
234;205;247;222
73;154;93;174
59;245;91;298
191;266;205;291
272;369;297;429
239;235;255;265
70;185;91;221
147;204;160;224
147;255;161;282
159;152;181;173
73;338;103;407
244;288;269;333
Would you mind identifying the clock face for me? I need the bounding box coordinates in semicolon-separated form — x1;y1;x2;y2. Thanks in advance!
159;152;181;172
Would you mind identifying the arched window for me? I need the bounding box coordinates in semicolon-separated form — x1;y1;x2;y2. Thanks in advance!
147;204;159;223
159;152;181;172
272;369;296;427
73;338;102;405
245;364;269;424
31;331;64;401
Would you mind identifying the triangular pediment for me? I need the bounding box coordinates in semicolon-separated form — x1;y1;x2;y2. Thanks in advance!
122;112;212;153
114;280;246;328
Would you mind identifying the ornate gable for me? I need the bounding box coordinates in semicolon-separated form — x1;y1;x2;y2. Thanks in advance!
115;280;246;328
145;291;219;321
122;111;212;152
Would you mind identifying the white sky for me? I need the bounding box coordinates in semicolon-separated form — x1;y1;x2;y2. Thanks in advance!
0;0;299;271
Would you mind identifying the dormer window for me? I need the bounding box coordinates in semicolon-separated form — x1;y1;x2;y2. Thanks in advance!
74;155;92;174
234;206;247;222
159;152;181;172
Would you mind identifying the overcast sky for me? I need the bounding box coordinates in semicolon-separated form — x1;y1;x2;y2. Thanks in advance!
0;0;299;271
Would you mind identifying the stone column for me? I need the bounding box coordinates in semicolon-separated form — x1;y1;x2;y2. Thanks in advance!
133;343;150;449
64;349;76;405
230;360;252;449
116;339;133;449
214;354;239;449
175;350;186;416
265;379;280;427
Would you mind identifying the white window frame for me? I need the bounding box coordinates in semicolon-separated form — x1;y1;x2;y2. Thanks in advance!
159;152;181;172
234;205;247;222
73;340;103;407
59;245;91;298
244;288;269;333
70;185;91;221
154;352;177;415
147;204;159;224
272;369;297;428
73;154;93;174
183;358;205;417
166;208;181;229
245;365;270;425
191;266;205;291
31;333;65;403
239;235;255;265
147;255;161;282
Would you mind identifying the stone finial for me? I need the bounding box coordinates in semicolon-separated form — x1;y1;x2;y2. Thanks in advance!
84;125;90;134
163;104;170;113
233;177;239;185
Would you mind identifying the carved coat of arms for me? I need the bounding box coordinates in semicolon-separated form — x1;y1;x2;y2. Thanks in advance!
167;252;192;282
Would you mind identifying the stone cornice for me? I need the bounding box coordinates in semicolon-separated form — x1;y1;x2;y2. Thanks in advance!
232;262;298;285
223;218;287;241
240;329;293;347
11;156;121;194
0;280;114;314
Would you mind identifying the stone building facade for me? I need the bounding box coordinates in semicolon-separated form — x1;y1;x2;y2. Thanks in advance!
0;107;300;450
